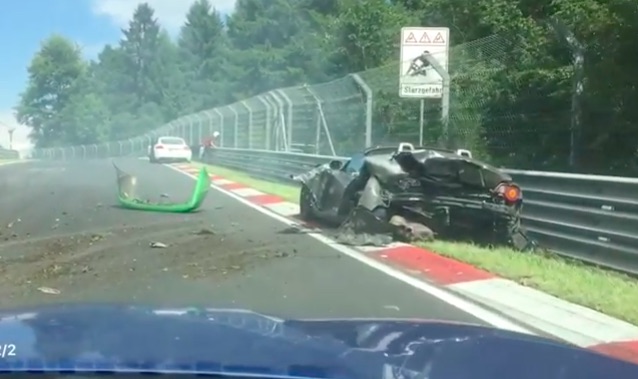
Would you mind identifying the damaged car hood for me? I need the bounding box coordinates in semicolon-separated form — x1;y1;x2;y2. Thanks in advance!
0;304;635;378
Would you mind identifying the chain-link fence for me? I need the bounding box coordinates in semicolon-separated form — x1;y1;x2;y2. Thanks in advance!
33;29;583;171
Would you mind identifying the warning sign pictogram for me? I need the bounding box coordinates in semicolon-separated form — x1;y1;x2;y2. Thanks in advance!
419;32;431;43
400;27;450;99
432;32;445;44
404;32;417;43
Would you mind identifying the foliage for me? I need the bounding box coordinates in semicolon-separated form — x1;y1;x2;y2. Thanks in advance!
16;0;638;174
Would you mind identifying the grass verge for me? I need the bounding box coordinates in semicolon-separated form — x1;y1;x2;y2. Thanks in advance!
0;159;21;166
193;161;638;325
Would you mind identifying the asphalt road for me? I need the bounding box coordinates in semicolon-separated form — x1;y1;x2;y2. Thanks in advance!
0;158;487;323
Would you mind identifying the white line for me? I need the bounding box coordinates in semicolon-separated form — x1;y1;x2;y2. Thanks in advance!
164;164;536;334
212;178;234;185
231;187;264;197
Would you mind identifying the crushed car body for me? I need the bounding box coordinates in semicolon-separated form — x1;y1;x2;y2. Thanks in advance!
291;143;533;250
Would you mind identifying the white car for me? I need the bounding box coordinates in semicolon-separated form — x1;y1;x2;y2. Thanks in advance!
148;136;192;163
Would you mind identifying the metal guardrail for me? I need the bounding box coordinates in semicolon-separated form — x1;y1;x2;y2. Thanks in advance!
201;147;638;276
0;149;19;160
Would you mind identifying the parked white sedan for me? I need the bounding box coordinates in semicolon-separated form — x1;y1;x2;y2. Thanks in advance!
148;136;192;163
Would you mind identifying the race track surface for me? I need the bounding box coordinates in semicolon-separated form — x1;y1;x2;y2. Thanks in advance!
0;159;487;323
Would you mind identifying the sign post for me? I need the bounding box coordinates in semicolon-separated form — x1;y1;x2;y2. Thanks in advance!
399;27;450;145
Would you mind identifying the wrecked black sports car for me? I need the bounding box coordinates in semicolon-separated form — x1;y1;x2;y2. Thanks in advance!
292;143;532;250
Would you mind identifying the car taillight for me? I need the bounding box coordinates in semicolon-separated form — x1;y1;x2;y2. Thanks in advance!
155;145;164;149
494;183;521;203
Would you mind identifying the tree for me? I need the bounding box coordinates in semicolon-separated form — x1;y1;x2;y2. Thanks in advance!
177;0;229;111
16;35;86;147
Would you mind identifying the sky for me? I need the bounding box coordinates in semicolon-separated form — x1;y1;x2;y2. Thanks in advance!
0;0;237;151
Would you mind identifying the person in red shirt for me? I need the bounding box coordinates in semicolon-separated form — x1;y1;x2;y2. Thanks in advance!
199;131;220;160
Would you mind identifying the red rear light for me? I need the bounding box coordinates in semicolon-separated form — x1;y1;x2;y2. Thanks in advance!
495;183;521;203
155;144;164;149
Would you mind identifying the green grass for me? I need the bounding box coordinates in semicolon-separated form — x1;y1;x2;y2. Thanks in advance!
0;159;21;166
194;161;638;325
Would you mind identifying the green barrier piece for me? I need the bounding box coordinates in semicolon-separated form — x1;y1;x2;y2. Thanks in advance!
114;164;210;212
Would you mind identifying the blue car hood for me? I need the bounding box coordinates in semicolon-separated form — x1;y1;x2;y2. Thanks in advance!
0;304;636;379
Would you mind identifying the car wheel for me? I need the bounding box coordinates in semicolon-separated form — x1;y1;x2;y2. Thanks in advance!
299;185;315;220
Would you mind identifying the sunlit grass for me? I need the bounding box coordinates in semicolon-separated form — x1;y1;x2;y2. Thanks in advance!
192;161;638;324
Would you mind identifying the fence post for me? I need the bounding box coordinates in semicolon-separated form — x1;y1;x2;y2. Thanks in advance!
303;84;337;156
213;108;224;147
276;89;294;148
549;19;584;168
187;115;196;144
229;104;239;148
269;91;288;151
203;110;214;136
421;53;450;147
257;95;272;150
350;73;373;148
240;100;253;149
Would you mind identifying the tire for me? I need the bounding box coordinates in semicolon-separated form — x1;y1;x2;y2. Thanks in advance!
299;185;315;220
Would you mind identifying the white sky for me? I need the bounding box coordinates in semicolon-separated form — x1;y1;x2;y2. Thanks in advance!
91;0;237;32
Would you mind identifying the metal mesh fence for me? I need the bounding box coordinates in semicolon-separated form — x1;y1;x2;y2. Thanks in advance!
32;31;577;171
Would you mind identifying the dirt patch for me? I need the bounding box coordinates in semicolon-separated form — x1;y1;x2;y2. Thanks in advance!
0;219;297;307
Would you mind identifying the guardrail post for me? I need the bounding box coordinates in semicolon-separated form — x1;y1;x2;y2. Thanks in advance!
276;89;294;148
257;95;272;150
350;73;373;148
229;104;239;148
213;108;224;147
240;100;253;149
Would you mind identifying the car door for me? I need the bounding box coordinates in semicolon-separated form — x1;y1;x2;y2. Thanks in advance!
319;153;365;212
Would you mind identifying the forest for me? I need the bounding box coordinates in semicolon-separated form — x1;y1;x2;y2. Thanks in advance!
15;0;638;174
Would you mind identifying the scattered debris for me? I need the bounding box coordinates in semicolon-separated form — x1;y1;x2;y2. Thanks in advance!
390;215;434;242
6;220;15;228
193;228;215;235
37;286;60;295
150;241;167;248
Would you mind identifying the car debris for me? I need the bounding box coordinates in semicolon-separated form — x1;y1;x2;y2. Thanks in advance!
37;286;60;295
292;142;535;250
113;163;210;213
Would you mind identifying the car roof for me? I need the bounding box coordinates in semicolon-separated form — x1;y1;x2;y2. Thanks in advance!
157;136;186;142
363;145;457;156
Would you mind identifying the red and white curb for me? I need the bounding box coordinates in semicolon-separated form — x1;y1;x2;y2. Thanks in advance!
172;163;638;364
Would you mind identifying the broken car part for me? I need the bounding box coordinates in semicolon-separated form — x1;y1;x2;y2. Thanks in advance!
114;163;210;213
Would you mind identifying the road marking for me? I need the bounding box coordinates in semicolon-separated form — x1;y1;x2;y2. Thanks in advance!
165;163;534;334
